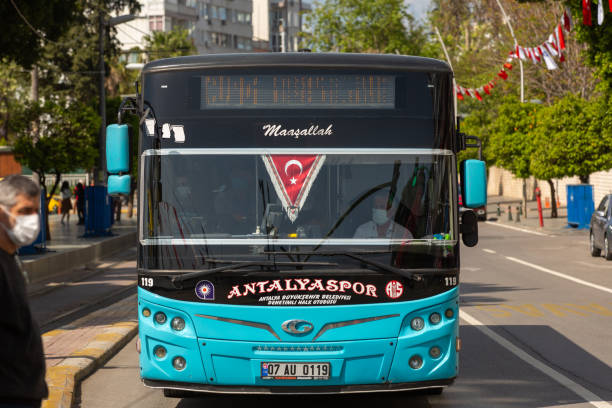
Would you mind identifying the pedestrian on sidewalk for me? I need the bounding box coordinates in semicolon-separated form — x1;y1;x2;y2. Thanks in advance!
0;175;48;407
60;181;72;225
74;181;85;225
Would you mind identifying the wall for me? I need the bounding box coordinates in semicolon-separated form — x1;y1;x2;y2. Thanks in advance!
0;148;22;177
487;165;612;207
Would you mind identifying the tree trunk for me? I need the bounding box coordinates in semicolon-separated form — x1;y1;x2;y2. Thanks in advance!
547;179;558;218
127;185;135;218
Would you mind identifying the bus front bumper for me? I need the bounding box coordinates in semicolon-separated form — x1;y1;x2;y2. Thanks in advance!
143;377;455;395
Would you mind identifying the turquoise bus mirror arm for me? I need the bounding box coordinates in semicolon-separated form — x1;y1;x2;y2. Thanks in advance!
106;124;131;195
460;159;487;208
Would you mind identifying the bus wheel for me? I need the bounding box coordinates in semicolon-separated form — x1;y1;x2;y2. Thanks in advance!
425;387;444;395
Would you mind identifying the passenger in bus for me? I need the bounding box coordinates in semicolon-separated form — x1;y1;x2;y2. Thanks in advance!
213;167;253;234
353;193;413;239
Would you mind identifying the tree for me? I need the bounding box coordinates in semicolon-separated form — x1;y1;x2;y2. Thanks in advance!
0;59;29;143
12;100;100;238
301;0;430;55
0;0;78;68
143;28;197;60
531;93;612;216
36;0;141;104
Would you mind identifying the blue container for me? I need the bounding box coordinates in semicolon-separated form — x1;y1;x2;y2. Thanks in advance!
19;188;47;255
84;186;112;237
566;184;594;229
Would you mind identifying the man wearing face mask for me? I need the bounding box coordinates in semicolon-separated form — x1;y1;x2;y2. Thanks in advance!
0;175;48;407
353;193;413;239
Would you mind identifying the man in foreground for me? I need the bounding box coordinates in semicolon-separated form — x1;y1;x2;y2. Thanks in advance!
0;175;48;407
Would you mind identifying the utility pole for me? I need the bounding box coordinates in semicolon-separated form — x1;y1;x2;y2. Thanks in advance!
98;6;106;185
433;27;457;124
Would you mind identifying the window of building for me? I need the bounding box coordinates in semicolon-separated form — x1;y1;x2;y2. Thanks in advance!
148;15;163;31
210;5;217;19
218;7;226;21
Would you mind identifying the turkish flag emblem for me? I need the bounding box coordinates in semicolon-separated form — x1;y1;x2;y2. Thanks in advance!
262;154;326;222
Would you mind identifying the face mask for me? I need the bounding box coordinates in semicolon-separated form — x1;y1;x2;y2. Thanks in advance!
372;208;389;226
0;207;40;247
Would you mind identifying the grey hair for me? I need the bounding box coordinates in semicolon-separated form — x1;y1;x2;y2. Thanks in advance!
0;175;41;208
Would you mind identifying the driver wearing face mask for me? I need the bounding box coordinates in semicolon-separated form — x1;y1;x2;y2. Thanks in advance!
353;194;413;239
0;175;48;407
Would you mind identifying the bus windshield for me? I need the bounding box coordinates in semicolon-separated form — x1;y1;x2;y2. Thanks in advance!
142;149;456;245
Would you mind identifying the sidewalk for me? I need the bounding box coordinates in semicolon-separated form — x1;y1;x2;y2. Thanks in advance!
22;210;138;290
42;294;138;408
486;195;589;237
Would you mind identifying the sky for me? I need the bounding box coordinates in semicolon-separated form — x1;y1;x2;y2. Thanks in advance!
405;0;433;21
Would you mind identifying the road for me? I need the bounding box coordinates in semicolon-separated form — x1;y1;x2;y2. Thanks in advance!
77;223;612;408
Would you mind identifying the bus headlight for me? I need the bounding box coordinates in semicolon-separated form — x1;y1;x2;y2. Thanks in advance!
142;308;151;317
154;312;167;324
429;346;442;359
410;317;425;331
171;317;185;331
429;312;441;325
445;308;454;319
154;346;167;359
409;355;423;369
173;356;187;371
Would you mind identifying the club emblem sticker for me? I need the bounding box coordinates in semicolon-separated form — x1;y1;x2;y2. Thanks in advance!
195;280;215;300
385;280;403;299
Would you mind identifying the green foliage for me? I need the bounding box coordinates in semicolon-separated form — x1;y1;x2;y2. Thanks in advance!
301;0;430;56
144;28;197;61
487;97;541;179
12;100;100;197
530;93;612;182
0;0;78;67
37;0;141;104
0;58;30;142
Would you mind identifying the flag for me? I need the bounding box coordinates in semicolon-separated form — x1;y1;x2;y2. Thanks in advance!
583;0;592;26
261;154;326;222
562;8;573;31
598;0;604;24
483;84;491;95
544;40;558;57
498;70;508;80
557;25;566;51
473;89;483;101
504;62;513;70
540;48;558;70
609;0;612;13
457;92;464;101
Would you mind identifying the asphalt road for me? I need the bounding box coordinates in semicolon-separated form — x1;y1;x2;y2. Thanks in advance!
77;223;612;408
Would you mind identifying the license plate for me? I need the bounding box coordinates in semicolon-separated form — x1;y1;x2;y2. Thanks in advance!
261;362;330;380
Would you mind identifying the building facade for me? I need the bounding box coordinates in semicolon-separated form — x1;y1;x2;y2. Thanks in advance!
253;0;308;52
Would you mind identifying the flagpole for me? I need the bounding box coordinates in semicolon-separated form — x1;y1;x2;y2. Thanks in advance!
494;0;524;103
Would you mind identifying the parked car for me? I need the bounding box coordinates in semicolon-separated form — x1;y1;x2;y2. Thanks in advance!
589;194;612;260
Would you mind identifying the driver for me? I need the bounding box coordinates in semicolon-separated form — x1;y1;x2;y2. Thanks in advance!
353;193;413;239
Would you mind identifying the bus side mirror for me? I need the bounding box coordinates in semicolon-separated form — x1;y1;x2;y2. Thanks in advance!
460;209;478;247
460;159;486;208
106;124;131;195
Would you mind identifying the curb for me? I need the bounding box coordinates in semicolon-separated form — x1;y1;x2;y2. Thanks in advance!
42;321;138;408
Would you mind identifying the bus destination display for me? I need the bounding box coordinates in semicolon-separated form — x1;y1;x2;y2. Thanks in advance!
200;74;395;109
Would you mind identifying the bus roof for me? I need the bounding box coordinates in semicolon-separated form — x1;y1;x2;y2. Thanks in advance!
142;53;452;75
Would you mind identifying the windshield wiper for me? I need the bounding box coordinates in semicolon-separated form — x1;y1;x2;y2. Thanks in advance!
171;260;338;288
264;250;422;282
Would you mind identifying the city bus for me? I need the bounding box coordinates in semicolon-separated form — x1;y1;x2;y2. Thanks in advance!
106;53;486;396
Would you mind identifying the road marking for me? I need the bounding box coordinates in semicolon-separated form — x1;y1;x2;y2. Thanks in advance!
485;221;551;236
461;310;612;408
506;256;612;295
475;303;612;319
482;248;496;254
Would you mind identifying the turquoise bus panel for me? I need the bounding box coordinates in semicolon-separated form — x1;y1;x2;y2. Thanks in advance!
108;174;131;195
106;124;129;173
138;287;458;386
462;159;487;208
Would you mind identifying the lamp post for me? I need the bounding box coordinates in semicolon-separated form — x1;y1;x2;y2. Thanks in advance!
97;11;136;185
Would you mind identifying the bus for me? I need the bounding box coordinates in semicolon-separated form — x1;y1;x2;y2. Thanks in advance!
106;53;486;396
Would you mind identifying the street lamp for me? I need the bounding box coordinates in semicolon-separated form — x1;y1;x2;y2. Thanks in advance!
97;12;136;185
